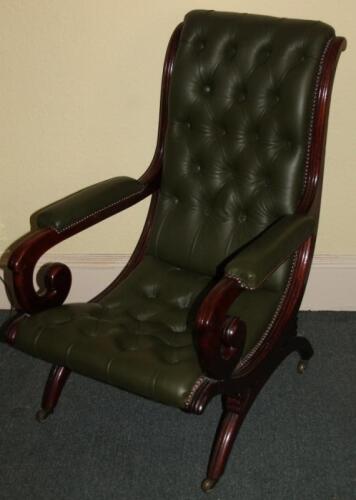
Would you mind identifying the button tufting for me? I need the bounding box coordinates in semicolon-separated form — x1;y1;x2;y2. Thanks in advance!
220;127;227;136
260;47;272;61
197;40;205;51
227;45;238;58
144;287;158;299
238;92;247;103
84;331;99;338
203;84;212;94
185;121;192;129
194;163;201;172
238;213;247;223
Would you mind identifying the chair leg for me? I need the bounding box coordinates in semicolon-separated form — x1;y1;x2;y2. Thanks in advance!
201;392;251;492
36;365;71;422
201;334;314;492
288;336;314;374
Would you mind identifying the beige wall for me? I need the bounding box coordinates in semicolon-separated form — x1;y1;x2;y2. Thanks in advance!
0;0;354;258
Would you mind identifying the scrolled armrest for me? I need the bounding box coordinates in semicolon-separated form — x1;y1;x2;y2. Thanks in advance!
33;176;146;233
225;214;315;289
6;176;151;313
195;214;315;380
195;277;247;379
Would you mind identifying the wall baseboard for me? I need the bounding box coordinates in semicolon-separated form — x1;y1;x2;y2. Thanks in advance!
1;254;355;311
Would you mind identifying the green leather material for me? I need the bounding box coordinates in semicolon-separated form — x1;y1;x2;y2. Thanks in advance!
14;255;287;408
34;177;145;232
147;10;333;279
225;214;315;289
12;12;335;409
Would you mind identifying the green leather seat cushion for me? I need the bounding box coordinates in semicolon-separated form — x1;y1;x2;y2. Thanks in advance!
14;254;286;408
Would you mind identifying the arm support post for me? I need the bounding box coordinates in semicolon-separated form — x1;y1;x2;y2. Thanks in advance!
195;214;316;379
6;177;151;313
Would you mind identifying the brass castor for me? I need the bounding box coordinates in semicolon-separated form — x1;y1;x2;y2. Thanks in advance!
297;359;308;374
35;408;51;422
201;478;217;493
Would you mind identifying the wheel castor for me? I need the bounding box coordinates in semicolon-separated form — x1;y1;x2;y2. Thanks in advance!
35;408;51;422
297;359;308;374
201;478;217;493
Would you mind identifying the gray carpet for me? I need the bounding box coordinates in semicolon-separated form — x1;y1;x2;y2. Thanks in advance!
0;310;355;500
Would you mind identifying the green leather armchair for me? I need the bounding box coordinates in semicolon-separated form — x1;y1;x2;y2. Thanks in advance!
3;10;346;492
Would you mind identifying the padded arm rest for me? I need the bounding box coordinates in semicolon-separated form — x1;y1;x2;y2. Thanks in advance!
33;176;145;233
225;214;316;290
7;175;151;313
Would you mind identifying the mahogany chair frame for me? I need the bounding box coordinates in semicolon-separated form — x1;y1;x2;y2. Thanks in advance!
3;23;346;491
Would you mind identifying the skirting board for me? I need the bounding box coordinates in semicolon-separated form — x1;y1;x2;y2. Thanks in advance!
0;254;355;311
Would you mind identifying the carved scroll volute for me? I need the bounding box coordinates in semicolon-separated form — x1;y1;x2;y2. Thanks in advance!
5;228;72;314
195;277;247;379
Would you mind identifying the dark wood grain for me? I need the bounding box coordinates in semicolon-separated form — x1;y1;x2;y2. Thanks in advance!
35;365;71;421
200;326;314;488
4;187;148;314
195;277;246;379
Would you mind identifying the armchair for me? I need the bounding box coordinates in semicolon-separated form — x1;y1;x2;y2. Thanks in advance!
3;10;346;492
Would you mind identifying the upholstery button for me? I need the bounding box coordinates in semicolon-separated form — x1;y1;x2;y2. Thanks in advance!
220;127;227;136
84;331;98;338
144;287;158;299
173;196;179;204
260;48;272;61
285;140;292;150
197;40;205;51
238;213;247;223
227;45;237;58
238;92;247;102
274;95;280;103
203;84;211;94
185;121;192;129
195;163;201;172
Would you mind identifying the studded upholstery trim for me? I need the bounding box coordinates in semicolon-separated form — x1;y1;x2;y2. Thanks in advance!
183;374;209;409
55;187;146;234
231;36;333;371
302;37;333;193
224;274;254;291
235;252;298;372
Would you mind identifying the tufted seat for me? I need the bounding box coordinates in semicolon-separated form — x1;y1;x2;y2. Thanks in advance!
14;255;287;408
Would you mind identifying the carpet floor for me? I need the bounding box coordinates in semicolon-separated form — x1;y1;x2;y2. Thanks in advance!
0;311;355;500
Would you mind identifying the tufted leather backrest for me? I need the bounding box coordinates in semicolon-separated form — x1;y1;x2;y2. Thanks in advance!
147;10;334;279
